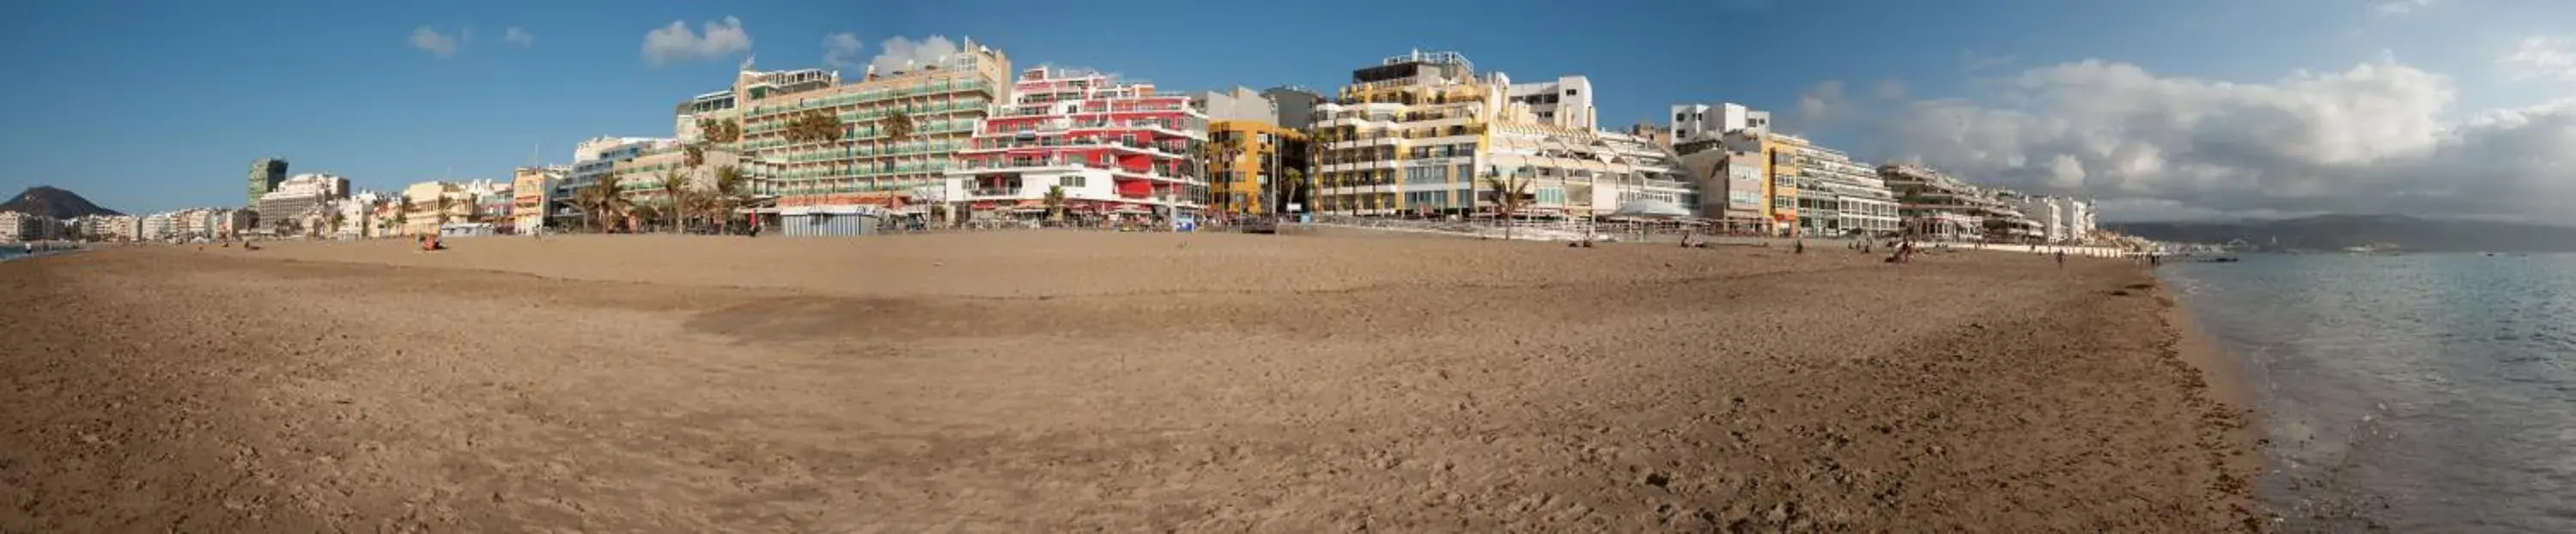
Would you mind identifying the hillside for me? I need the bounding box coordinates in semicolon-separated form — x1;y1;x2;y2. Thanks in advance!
2110;215;2576;252
0;186;122;219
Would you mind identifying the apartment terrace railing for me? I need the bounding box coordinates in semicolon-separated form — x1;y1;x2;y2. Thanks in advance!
989;101;1198;118
962;137;1195;156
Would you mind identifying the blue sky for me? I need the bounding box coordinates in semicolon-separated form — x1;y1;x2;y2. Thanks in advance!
4;0;2573;220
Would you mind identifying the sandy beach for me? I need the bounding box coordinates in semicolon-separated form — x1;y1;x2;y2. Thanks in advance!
0;231;2261;531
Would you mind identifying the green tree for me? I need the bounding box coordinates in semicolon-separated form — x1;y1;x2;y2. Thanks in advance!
707;165;746;234
1043;185;1067;223
656;170;691;233
1485;167;1534;241
878;109;914;194
577;175;634;233
781;109;848;194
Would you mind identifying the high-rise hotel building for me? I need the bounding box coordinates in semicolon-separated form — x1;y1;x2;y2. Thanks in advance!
247;158;288;210
726;39;1012;219
945;67;1209;217
1309;50;1692;218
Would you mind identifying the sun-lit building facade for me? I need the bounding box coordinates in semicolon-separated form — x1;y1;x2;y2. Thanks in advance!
945;66;1209;218
1309;50;1694;219
737;39;1012;221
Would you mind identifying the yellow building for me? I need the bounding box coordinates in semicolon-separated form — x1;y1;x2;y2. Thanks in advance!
511;167;560;232
398;181;468;235
1205;120;1305;215
1720;130;1801;232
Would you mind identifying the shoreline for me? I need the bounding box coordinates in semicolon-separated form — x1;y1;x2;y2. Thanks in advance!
1;234;2264;531
2155;281;2270;525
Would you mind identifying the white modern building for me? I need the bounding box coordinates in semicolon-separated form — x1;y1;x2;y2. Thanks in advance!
0;211;61;242
2063;197;2097;242
2010;195;2066;242
1783;139;1898;236
330;192;386;239
70;214;139;241
1669;102;1771;146
140;212;175;240
1505;75;1597;130
256;173;351;233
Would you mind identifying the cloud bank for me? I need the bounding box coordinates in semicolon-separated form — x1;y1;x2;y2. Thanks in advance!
502;27;536;48
409;27;459;58
869;36;959;76
822;33;864;70
1828;58;2576;222
643;16;752;66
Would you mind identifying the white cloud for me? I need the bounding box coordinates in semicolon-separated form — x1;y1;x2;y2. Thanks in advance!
409;26;459;58
2500;35;2576;82
1853;58;2576;221
1792;80;1850;130
502;27;536;48
642;16;753;66
1873;79;1907;100
869;35;960;76
822;33;864;70
1961;50;2018;73
2372;0;2438;15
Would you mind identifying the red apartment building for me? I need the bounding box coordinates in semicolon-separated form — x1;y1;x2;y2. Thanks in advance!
945;67;1207;220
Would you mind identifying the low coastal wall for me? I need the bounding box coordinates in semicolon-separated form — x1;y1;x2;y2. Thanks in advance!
1939;242;2136;258
1301;219;2142;258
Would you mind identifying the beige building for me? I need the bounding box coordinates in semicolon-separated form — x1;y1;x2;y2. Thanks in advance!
734;39;1013;213
512;167;562;232
1309;50;1692;218
1;211;62;242
399;181;469;235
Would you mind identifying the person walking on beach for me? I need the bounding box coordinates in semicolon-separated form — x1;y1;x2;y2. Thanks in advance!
2055;250;2067;269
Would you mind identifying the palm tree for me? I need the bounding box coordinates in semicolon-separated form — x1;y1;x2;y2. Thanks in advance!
1283;167;1308;219
392;198;413;235
708;164;746;234
877;109;914;196
578;175;635;233
882;109;915;142
1043;185;1067;223
781;109;848;195
655;170;690;233
1485;167;1534;241
696;117;743;146
432;196;452;229
1306;128;1338;215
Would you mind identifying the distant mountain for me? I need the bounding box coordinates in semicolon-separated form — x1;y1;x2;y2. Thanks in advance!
2110;215;2576;252
0;186;122;219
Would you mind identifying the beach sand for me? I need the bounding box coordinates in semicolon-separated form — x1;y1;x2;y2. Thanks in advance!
0;232;2262;531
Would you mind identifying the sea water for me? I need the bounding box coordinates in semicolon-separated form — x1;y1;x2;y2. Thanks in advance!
2161;253;2576;533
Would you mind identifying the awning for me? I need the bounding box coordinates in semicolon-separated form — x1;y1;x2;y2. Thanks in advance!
1611;198;1693;219
1116;180;1152;197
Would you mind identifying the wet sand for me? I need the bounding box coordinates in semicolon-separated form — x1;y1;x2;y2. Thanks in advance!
0;232;2261;531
